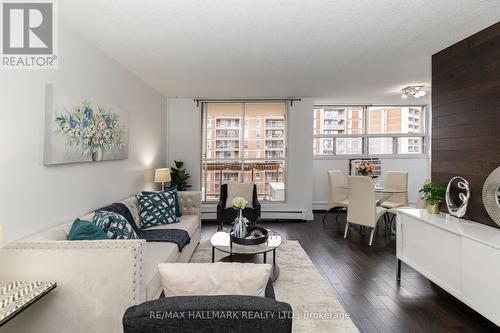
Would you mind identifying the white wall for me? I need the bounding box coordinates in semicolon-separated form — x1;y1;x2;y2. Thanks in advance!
165;98;201;189
280;98;314;219
165;98;314;220
313;157;430;209
0;25;165;242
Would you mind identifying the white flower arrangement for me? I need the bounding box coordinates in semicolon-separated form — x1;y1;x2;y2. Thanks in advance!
232;197;248;210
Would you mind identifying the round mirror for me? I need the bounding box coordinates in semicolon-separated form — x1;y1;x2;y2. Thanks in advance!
446;177;470;218
496;186;500;208
483;167;500;226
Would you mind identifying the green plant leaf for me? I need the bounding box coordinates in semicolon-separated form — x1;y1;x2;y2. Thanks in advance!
170;160;190;191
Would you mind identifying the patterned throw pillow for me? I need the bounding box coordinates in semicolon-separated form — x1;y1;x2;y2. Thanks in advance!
143;186;182;218
136;192;178;229
93;210;138;239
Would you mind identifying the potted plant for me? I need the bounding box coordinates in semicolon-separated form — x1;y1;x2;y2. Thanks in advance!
170;160;191;191
419;182;446;214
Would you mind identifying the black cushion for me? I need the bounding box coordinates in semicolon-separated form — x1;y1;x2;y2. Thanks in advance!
124;280;291;333
123;295;292;333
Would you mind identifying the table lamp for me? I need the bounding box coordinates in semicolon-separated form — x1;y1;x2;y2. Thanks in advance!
0;224;5;248
154;168;171;191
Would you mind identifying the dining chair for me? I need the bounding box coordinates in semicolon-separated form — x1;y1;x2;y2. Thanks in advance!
380;171;408;209
385;176;429;237
345;176;387;246
416;179;431;209
379;171;408;236
322;170;349;227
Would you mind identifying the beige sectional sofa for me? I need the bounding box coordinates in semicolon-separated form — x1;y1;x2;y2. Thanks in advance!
0;191;201;333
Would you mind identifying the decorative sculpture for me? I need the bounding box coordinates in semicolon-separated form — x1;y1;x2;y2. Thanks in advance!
445;176;470;218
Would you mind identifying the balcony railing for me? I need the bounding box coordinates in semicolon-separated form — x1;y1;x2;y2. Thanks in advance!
215;147;239;151
265;121;284;128
323;123;345;129
216;132;240;139
265;153;284;158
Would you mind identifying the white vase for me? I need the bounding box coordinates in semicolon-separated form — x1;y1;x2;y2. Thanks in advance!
233;209;247;238
91;150;103;162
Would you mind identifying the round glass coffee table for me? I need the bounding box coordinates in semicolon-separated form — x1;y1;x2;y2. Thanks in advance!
210;229;282;281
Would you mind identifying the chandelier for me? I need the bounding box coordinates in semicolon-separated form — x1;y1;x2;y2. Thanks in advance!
401;85;426;99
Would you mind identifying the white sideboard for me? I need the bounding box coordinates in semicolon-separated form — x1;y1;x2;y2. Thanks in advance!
396;208;500;327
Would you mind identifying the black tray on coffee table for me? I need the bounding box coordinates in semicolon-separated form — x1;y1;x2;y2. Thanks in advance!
230;226;268;245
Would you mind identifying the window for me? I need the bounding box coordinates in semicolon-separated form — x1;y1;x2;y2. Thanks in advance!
336;138;363;155
367;107;424;134
313;105;426;156
313;106;363;155
202;102;287;202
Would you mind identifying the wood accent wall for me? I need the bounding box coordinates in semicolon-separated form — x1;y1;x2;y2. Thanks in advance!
432;21;500;227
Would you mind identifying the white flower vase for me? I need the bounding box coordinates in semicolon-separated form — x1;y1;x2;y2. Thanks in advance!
233;209;247;239
91;150;103;162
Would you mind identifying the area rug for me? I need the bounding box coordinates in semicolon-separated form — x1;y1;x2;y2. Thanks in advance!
190;240;359;333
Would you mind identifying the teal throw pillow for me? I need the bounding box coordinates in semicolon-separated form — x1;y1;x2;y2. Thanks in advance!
166;186;182;218
136;192;178;229
68;218;108;241
93;210;138;239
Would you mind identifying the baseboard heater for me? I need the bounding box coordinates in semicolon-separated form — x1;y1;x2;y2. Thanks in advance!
202;210;306;221
262;210;306;220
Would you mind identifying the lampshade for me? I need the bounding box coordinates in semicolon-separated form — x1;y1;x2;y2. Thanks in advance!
0;225;5;248
154;168;171;183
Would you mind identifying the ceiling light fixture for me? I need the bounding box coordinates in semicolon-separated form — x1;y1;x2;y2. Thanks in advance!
401;85;426;99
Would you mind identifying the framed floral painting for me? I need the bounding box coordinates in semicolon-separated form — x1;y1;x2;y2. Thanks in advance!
43;84;129;165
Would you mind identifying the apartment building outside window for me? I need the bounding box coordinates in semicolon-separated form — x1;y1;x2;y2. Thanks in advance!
201;102;287;202
313;105;426;156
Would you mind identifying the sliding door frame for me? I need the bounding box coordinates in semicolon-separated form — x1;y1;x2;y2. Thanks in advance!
200;100;289;203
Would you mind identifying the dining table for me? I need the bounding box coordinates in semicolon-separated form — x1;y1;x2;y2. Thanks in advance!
341;185;407;205
341;185;406;193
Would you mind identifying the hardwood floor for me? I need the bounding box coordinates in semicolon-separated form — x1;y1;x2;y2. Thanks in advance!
201;212;498;333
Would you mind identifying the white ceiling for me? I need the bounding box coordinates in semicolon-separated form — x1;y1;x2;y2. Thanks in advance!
60;1;500;103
